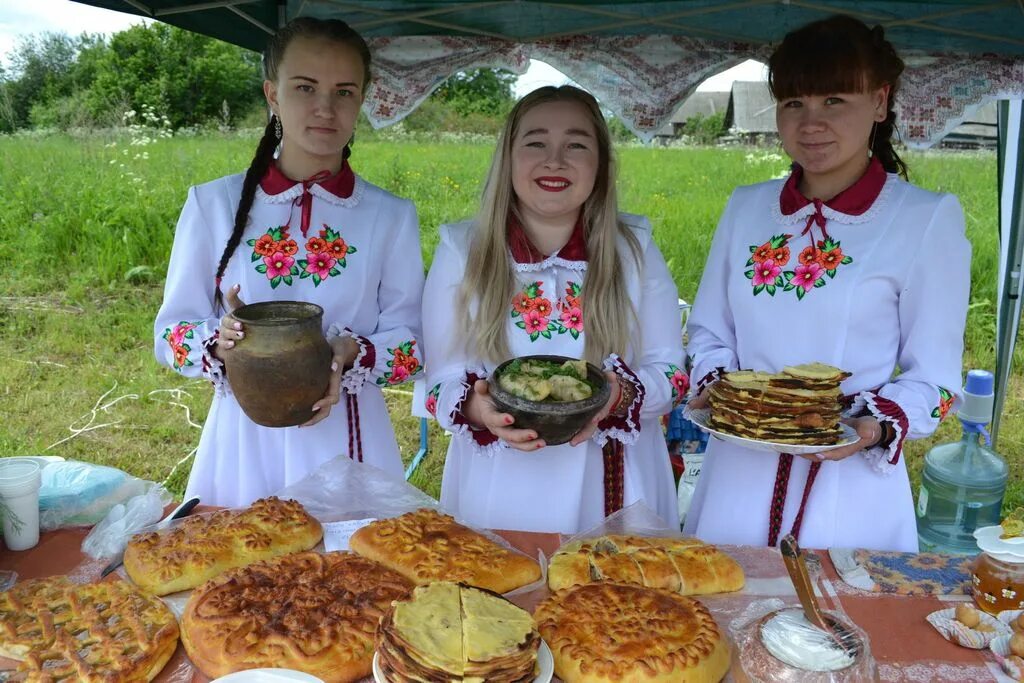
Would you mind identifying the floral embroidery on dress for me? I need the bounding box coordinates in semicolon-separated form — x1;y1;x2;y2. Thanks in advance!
425;383;441;417
931;387;956;421
511;281;558;340
665;364;690;407
162;321;198;370
377;340;422;385
556;281;584;338
299;224;357;286
745;234;853;300
248;224;356;288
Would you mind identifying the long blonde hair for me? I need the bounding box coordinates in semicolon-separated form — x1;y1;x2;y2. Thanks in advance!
458;86;640;366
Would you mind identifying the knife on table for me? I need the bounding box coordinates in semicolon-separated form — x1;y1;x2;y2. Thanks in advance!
100;496;201;578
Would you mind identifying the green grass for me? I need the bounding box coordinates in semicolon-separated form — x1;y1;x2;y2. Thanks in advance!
0;133;1021;512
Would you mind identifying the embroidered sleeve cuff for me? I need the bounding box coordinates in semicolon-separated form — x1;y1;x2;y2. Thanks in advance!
595;354;644;447
200;330;229;397
327;324;376;395
695;367;725;394
446;372;503;456
850;390;910;474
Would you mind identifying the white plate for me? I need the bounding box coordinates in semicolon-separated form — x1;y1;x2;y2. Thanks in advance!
211;670;325;683
688;407;859;455
372;640;554;683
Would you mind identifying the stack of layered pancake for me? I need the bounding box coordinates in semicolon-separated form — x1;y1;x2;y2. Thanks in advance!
708;362;850;445
376;582;540;682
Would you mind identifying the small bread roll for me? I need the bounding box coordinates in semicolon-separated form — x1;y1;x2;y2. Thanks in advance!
1015;612;1024;632
956;603;981;628
1011;632;1024;658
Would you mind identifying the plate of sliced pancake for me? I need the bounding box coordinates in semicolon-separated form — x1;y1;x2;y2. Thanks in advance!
692;362;859;454
373;581;551;682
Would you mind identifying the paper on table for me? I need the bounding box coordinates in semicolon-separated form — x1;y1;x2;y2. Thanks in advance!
322;518;376;552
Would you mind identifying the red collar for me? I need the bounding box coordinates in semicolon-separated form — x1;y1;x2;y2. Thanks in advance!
508;214;587;264
780;156;887;217
259;159;355;199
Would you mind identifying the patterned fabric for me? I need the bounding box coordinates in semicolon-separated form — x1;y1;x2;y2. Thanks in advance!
363;36;1024;146
602;440;625;517
851;549;973;596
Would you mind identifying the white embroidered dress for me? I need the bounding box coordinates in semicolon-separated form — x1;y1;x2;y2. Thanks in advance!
422;214;685;534
683;170;970;552
154;169;424;507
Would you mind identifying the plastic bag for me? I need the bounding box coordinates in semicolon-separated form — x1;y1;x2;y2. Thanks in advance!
39;460;157;530
272;454;439;522
81;483;172;559
731;598;877;682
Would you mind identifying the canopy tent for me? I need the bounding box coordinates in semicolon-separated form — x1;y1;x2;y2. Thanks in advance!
71;0;1024;441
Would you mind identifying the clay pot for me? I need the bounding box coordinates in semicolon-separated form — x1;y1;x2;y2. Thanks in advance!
223;301;333;428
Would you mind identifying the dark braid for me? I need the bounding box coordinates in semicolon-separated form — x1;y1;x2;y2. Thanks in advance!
868;24;909;179
212;18;372;311
213;115;278;311
769;15;909;180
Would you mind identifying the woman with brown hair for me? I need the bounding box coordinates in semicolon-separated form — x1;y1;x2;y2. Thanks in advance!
154;18;423;506
684;15;971;551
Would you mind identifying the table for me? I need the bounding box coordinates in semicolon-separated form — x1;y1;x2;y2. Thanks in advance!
0;523;1012;682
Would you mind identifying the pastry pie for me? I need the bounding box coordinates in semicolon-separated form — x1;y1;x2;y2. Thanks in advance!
376;581;540;681
0;576;179;682
123;496;323;595
548;535;744;596
349;508;541;593
181;551;412;682
535;582;730;682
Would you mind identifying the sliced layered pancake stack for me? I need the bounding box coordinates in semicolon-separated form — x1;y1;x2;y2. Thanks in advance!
376;581;540;682
708;362;850;446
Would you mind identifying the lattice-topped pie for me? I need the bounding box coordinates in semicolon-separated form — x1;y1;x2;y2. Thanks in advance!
181;551;413;682
123;496;322;595
348;508;541;593
534;582;730;682
548;534;744;596
0;576;179;682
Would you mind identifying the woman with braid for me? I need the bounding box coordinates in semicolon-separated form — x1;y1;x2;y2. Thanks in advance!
154;18;423;506
683;15;970;551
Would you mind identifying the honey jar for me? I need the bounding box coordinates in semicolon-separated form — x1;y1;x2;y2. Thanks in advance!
971;525;1024;614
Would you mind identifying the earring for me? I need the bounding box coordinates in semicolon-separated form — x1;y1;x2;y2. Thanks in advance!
867;122;877;158
274;116;282;140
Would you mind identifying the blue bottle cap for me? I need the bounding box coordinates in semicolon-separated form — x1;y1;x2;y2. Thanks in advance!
965;369;994;397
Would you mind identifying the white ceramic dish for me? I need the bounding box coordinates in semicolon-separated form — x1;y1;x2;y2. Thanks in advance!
210;669;324;683
688;407;859;455
372;640;554;683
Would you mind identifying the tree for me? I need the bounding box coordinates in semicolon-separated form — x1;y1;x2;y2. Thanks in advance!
4;32;83;128
88;23;263;129
434;68;517;117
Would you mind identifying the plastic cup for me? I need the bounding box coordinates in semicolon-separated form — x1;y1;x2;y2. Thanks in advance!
0;459;42;551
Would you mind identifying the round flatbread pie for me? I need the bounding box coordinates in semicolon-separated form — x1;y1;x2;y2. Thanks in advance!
534;582;730;682
182;551;413;682
0;576;179;682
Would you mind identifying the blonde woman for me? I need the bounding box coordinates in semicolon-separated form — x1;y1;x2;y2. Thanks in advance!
422;86;686;534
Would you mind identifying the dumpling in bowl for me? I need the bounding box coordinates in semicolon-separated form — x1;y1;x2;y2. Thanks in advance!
560;359;589;380
518;360;549;376
549;374;593;402
499;372;552;401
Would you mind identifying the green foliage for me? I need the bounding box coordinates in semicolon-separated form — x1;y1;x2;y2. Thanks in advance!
87;24;263;129
606;115;639;144
433;68;516;117
680;111;728;145
1;25;263;131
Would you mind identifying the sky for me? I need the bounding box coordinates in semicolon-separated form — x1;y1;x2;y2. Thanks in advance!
0;0;766;93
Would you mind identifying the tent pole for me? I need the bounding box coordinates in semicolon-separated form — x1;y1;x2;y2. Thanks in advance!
993;98;1024;446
